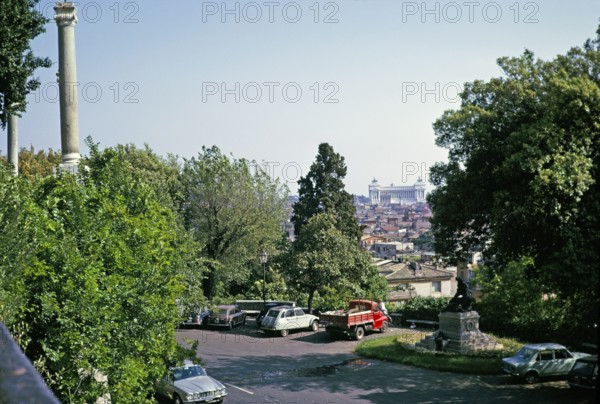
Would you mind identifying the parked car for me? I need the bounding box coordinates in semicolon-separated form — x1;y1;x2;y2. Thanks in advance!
567;355;598;392
207;304;246;329
256;303;279;328
256;301;296;328
502;343;590;383
156;361;227;404
182;305;210;328
260;306;319;337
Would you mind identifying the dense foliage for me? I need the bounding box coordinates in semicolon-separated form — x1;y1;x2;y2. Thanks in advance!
0;0;51;126
0;146;62;178
0;162;32;324
287;144;386;312
181;146;288;300
83;140;208;312
284;213;387;312
391;296;450;323
0;145;197;402
473;258;574;343
428;27;600;344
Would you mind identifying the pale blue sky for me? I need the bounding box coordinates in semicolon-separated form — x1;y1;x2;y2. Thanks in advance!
4;0;600;195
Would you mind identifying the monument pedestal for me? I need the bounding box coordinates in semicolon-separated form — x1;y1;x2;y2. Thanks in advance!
416;311;502;353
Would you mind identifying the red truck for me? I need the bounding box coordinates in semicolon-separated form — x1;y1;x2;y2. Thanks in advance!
319;299;391;340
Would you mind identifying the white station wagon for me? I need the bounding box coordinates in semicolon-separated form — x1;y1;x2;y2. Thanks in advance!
260;306;319;337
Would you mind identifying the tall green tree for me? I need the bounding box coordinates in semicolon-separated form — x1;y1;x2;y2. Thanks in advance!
291;143;363;241
84;139;184;212
1;146;196;402
428;27;600;343
0;0;51;125
0;161;33;325
181;146;288;300
84;139;208;310
285;213;385;313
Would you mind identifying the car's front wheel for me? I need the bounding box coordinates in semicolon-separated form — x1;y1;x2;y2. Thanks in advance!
281;329;289;337
311;321;319;332
524;371;538;384
173;394;183;404
380;321;389;333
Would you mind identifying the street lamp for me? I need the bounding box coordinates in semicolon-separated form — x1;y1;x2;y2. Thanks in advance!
259;251;268;309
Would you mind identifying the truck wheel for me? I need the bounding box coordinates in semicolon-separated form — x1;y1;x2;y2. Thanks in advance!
380;321;389;333
281;329;289;337
354;326;365;340
311;321;319;332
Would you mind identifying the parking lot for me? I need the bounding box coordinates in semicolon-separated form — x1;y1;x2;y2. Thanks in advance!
174;319;595;403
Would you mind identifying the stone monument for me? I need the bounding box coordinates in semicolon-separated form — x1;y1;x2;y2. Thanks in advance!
416;277;502;353
54;2;81;170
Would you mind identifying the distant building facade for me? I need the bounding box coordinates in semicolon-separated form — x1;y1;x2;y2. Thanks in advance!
368;178;426;205
375;260;456;302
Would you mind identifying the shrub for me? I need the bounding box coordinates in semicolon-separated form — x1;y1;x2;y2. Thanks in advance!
392;296;450;323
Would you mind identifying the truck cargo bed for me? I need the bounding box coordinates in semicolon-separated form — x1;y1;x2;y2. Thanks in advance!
320;310;374;330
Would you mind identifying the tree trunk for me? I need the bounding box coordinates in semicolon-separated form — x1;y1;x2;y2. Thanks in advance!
307;288;316;314
203;266;217;300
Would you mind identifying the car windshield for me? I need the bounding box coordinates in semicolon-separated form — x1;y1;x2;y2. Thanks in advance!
173;365;207;381
515;347;537;360
218;309;229;315
267;310;280;318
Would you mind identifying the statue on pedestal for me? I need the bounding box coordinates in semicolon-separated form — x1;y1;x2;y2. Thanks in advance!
444;277;473;312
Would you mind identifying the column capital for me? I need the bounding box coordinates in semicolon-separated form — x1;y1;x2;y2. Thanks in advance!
54;2;78;26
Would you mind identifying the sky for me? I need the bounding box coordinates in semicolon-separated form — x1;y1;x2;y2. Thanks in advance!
3;0;600;195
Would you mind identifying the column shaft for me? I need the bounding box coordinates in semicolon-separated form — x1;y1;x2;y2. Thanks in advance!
54;2;80;167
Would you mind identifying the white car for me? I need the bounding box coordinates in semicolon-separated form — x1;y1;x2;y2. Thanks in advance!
260;306;319;337
155;362;227;404
502;343;590;383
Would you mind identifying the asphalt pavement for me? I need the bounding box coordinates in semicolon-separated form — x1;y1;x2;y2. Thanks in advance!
175;319;595;403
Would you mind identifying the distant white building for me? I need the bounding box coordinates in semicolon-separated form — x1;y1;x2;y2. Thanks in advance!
372;242;414;260
369;178;426;205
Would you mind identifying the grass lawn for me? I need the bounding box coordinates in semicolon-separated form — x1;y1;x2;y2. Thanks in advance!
355;331;524;375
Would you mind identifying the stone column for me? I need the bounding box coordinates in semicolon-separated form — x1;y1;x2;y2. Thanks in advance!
7;112;18;176
54;2;81;168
